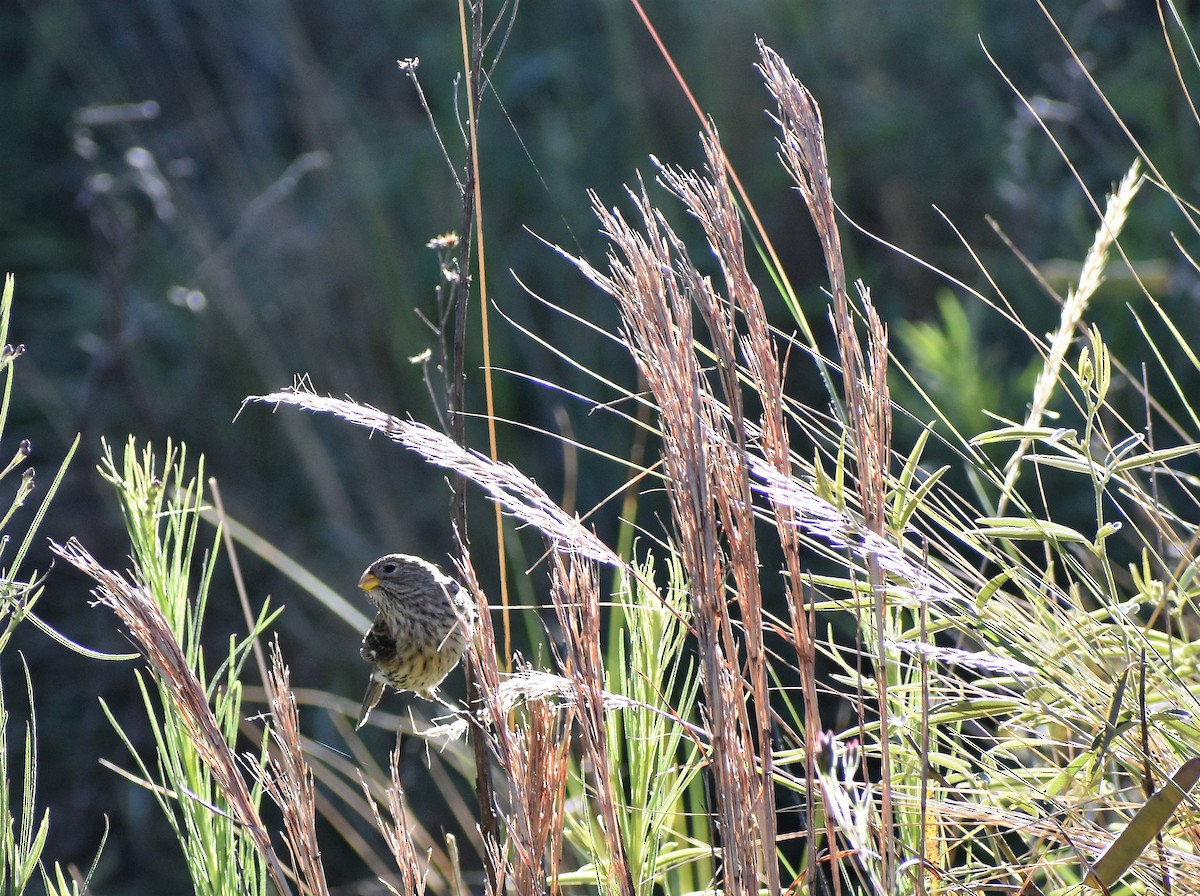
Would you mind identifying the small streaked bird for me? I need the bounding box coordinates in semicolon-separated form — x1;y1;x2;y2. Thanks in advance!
355;553;476;729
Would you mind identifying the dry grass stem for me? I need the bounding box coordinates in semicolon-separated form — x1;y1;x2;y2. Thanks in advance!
570;168;766;891
657;130;781;894
362;749;430;896
456;548;509;896
50;537;294;896
761;40;898;885
549;553;634;896
506;688;572;896
256;639;329;896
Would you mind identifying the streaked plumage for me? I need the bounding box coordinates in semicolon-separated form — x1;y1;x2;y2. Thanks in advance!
355;553;476;729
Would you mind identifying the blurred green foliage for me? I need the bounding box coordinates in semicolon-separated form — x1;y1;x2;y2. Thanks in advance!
893;290;1041;440
3;0;1199;891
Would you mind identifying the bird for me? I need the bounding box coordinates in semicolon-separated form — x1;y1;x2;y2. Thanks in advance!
354;553;477;729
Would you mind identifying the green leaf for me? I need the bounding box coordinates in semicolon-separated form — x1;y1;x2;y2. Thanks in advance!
891;464;949;534
1111;441;1200;472
974;517;1092;545
971;425;1077;446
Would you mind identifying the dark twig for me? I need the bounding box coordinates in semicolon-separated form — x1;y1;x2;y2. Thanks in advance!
450;3;502;886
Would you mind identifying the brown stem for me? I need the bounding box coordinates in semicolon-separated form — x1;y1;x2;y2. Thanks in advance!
451;1;502;890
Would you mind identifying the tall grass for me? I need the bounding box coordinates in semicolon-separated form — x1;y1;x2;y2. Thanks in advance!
246;26;1200;894
37;8;1200;896
53;441;287;896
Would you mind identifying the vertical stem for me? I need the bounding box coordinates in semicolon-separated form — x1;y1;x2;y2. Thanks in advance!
453;1;502;890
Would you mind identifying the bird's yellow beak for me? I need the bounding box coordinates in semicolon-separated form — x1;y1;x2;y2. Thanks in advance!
358;571;381;591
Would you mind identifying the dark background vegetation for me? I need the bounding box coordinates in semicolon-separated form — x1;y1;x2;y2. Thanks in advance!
3;0;1198;891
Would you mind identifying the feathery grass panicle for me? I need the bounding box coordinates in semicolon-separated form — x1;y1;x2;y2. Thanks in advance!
760;40;900;886
656;130;782;893
243;387;621;569
759;40;892;532
997;159;1143;511
572;176;770;894
456;549;502;709
813;736;884;893
746;454;960;606
506;674;573;896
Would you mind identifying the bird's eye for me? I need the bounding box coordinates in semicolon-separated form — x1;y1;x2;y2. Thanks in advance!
380;562;397;575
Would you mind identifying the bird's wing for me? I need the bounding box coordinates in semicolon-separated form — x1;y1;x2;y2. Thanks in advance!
361;617;397;664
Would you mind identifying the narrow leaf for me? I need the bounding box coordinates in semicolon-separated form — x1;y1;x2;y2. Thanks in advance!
1083;757;1200;888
